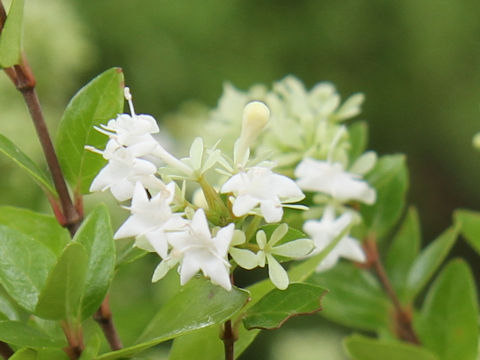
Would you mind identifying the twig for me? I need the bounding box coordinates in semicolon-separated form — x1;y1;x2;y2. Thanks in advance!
363;237;420;344
13;63;82;234
221;320;235;360
0;342;13;359
94;296;123;351
62;322;84;360
220;274;237;360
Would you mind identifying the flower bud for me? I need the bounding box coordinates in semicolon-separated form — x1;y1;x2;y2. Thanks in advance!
234;101;270;167
473;132;480;150
240;101;270;143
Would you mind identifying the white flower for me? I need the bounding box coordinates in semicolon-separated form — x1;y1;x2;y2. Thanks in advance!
295;158;376;204
221;167;305;223
303;206;366;272
255;224;313;290
168;209;234;291
89;148;164;201
114;182;186;258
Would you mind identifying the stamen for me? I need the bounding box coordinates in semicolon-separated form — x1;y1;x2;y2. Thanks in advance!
124;87;136;117
84;145;103;155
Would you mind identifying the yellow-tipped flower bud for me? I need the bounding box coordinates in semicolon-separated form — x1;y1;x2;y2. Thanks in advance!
240;101;270;143
473;132;480;150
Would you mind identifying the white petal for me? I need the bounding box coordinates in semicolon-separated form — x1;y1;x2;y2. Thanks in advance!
336;237;366;263
179;253;199;285
214;224;235;257
202;259;231;291
191;209;211;239
260;200;283;223
232;195;259;217
145;230;170;259
230;248;258;270
272;239;314;258
269;223;289;246
266;254;289;290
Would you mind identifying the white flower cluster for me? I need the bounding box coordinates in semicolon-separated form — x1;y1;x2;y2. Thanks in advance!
89;77;377;290
88;89;314;291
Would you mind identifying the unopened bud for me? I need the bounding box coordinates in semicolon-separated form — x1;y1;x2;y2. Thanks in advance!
240;101;270;142
473;132;480;150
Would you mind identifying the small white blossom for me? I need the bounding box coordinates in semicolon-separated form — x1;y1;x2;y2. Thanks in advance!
303;206;366;272
221;167;305;223
255;224;313;290
114;182;186;258
168;209;234;290
295;158;376;204
89;148;164;201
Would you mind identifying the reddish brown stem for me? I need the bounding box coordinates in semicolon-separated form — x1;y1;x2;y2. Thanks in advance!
364;238;421;345
13;63;82;234
0;342;13;360
62;322;84;360
94;296;123;351
220;274;236;360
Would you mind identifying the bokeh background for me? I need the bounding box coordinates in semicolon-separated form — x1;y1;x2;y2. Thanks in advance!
1;0;480;358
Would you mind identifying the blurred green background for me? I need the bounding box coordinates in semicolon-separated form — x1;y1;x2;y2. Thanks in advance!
1;0;480;358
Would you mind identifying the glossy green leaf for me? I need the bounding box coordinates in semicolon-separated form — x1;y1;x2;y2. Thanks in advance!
35;243;88;320
344;334;438;360
385;207;421;301
0;134;56;196
0;294;19;321
96;277;249;360
73;205;115;318
0;225;56;311
309;262;390;332
348;121;368;162
415;260;478;360
361;154;408;240
405;226;457;301
454;209;480;255
0;0;24;67
10;348;68;360
115;240;148;268
243;283;327;330
0;320;63;347
169;242;339;360
9;349;36;360
0;206;69;256
56;68;124;194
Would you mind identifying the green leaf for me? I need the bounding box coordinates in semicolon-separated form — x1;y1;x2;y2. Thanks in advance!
115;239;148;268
73;205;115;318
454;209;480;255
10;349;69;360
56;68;124;194
348;121;368;162
0;0;24;67
243;283;327;330
404;226;457;301
309;262;390;332
414;260;478;360
0;134;56;196
35;243;88;320
385;207;421;301
0;320;64;347
95;277;249;360
0;225;57;312
361;154;408;240
0;206;69;256
9;349;36;360
344;334;438;360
